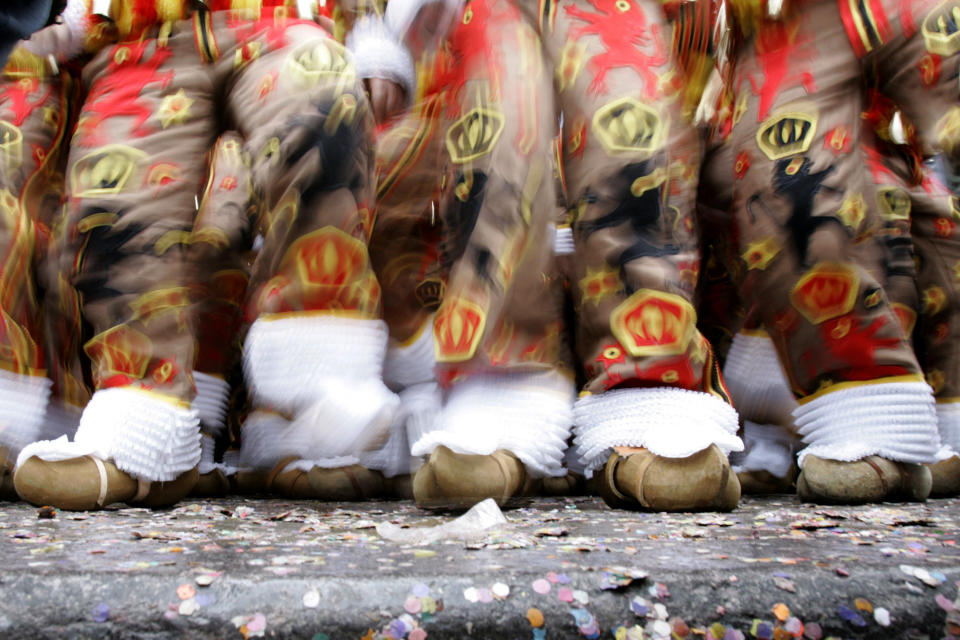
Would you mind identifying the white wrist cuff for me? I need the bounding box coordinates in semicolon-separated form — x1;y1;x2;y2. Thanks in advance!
722;331;796;426
192;371;230;436
573;387;743;473
794;381;941;466
346;15;416;102
17;387;201;482
0;370;51;457
411;371;574;478
383;319;436;389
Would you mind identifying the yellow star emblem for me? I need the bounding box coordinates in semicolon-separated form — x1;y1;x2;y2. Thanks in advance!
836;192;866;232
741;237;781;270
157;89;194;129
579;265;621;306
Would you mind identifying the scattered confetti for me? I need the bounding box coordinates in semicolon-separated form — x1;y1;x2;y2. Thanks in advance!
178;598;198;616
854;597;872;613
874;607;891;626
303;589;321;609
533;578;551;594
526;608;544;628
772;603;790;622
404;596;422;614
773;576;796;593
176;583;196;600
92;603;109;623
837;605;866;627
491;582;510;600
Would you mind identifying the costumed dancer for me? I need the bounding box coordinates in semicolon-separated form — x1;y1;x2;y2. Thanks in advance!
361;0;576;509
718;0;960;503
0;1;92;498
15;0;398;510
547;0;744;511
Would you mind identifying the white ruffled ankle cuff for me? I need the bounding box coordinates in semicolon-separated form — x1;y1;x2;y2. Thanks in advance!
383;319;436;389
346;15;416;102
937;402;960;455
734;420;797;478
0;370;51;456
244;315;390;413
723;331;796;425
573;387;743;473
192;371;230;436
794;381;941;466
17;387;200;482
411;371;574;478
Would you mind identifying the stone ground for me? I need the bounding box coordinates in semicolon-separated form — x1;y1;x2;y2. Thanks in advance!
0;494;958;639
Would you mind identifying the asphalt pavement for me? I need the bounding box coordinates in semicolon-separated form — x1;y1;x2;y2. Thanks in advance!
0;494;958;639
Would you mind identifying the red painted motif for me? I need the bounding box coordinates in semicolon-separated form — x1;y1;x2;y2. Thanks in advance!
747;20;816;122
565;0;668;96
80;42;174;146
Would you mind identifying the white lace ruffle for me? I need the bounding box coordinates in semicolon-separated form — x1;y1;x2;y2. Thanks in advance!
243;315;391;414
0;369;51;457
192;371;230;436
411;371;574;478
573;387;743;473
17;387;200;482
794;381;941;465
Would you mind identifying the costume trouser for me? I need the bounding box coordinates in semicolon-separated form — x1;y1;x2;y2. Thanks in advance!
531;0;742;473
367;94;447;478
189;132;251;475
18;11;392;483
724;0;956;467
0;51;78;473
865;149;960;462
371;0;574;480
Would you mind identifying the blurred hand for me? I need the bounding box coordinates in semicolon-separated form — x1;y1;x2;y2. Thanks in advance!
364;77;406;125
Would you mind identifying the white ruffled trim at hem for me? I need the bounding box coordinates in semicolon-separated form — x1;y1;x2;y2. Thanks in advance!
411;371;574;478
794;381;940;466
573;387;743;473
17;387;200;482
